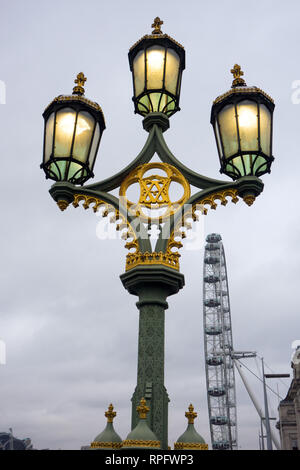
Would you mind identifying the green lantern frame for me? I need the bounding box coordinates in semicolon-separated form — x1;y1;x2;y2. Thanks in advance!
211;67;275;180
128;19;185;118
41;76;106;186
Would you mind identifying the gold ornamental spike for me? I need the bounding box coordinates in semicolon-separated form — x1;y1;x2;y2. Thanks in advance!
137;397;150;419
73;72;87;95
105;403;117;423
185;404;197;424
152;17;163;35
230;64;246;88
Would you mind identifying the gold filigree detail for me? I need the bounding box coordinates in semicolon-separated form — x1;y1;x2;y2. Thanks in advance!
213;86;274;105
185;404;197;424
126;250;180;272
152;17;163;35
44;94;104;116
57;200;70;211
243;194;256;206
166;188;239;261
137;397;149;419
73;72;87;96
90;441;122;449
72;193;139;257
230;64;246;88
174;442;208;450
122;439;161;448
105;403;116;423
120;162;190;222
130;34;184;52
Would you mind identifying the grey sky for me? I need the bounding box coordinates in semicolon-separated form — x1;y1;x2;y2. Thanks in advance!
0;0;299;449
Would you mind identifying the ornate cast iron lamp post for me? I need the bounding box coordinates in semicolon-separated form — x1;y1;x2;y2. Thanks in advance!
41;18;275;450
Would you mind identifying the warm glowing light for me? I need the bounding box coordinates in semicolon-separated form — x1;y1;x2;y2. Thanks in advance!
147;49;164;71
238;107;257;129
58;113;90;136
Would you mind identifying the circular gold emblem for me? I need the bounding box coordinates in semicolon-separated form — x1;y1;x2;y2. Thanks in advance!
119;162;190;222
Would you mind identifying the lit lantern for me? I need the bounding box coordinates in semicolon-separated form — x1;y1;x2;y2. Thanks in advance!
211;64;275;180
41;73;105;185
128;17;185;117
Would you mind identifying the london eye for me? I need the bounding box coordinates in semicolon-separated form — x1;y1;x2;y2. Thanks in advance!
203;233;238;450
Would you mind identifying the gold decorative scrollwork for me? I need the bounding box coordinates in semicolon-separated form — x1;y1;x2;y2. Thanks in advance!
119;162;190;222
166;188;240;261
122;439;161;448
174;442;208;450
71;193;139;257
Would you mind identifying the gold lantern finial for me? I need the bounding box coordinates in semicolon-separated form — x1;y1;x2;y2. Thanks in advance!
137;397;150;419
230;64;246;88
185;404;197;424
105;403;117;423
73;72;87;95
152;17;163;35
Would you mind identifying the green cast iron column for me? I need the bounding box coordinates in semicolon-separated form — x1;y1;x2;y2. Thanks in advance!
120;265;184;450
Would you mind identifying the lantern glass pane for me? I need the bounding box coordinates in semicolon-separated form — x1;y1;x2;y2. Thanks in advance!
218;104;238;158
237;100;258;151
253;155;267;174
133;50;145;97
54;108;76;157
227;156;244;176
214;122;222;157
72;111;95;163
68;161;86;182
259;104;271;156
88;123;100;169
146;46;165;90
165;48;179;95
45;112;55;163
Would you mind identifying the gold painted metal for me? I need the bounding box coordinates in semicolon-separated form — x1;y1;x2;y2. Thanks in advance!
122;439;161;448
165;188;240;262
119;162;191;222
90;441;122;449
105;403;116;423
72;193;139;256
243;194;256;206
174;442;208;450
137;397;149;419
185;404;197;424
152;17;163;35
213;86;274;105
230;64;246;88
73;72;87;96
57;200;70;211
44;95;104;116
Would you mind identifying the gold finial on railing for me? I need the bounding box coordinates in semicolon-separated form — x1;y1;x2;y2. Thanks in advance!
230;64;246;88
137;397;150;419
105;403;117;423
185;404;197;424
152;17;163;35
73;72;87;95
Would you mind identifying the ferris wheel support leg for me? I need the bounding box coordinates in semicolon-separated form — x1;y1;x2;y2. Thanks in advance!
233;360;281;450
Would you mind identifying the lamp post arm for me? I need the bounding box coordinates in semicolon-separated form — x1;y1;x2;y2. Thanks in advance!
155;174;264;254
49;181;152;253
154;181;239;253
154;124;229;189
85;125;157;193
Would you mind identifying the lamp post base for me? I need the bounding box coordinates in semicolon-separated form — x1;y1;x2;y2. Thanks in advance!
120;265;184;450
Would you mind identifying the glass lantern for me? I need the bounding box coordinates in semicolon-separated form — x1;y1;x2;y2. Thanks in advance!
41;73;106;185
128;17;185;117
211;65;275;180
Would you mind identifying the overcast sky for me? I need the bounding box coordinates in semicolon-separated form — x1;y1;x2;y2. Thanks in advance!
0;0;299;450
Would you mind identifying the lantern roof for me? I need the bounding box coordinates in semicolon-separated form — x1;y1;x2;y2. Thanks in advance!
129;17;185;69
43;73;105;127
213;64;274;106
90;404;122;449
174;404;208;450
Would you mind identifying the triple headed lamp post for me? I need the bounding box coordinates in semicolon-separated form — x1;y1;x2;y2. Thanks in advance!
41;18;275;450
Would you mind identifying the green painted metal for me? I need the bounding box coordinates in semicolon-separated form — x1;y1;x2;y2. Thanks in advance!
46;112;267;451
120;265;184;450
